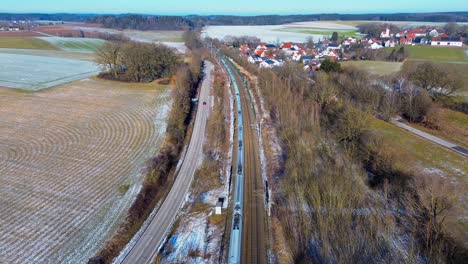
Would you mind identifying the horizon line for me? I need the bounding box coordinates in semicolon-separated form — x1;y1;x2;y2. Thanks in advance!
0;11;467;17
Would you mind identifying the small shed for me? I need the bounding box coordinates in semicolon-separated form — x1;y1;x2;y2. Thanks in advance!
215;197;224;215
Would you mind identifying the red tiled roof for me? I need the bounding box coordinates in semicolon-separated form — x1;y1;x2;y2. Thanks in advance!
281;43;293;49
408;28;426;34
406;33;416;39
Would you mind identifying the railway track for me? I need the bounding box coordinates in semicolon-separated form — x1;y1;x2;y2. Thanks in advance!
236;64;267;264
222;56;267;264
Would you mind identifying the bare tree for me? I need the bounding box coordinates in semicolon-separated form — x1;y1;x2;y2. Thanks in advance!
410;62;462;98
95;42;122;79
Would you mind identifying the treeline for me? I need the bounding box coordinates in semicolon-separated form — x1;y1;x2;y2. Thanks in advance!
96;41;180;82
351;46;409;62
2;12;467;27
189;12;468;26
0;13;95;22
230;51;467;262
87;15;196;31
357;23;402;37
89;49;203;264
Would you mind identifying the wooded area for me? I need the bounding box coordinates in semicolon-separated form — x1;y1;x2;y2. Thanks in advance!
2;12;467;28
87;15;196;30
95;41;180;82
257;63;467;263
226;48;466;262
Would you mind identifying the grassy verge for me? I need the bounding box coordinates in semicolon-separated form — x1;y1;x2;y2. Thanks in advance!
402;108;468;148
89;76;168;90
368;117;467;181
0;37;58;50
341;60;403;76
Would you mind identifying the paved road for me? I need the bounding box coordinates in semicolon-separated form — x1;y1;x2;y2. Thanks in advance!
391;118;468;157
119;60;213;264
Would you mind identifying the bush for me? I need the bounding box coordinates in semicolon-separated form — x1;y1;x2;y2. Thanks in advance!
401;88;433;122
320;59;341;73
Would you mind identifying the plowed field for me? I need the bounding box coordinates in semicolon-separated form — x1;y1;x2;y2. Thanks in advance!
0;78;170;263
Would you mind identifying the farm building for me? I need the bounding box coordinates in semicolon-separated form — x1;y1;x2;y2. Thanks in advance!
431;36;463;47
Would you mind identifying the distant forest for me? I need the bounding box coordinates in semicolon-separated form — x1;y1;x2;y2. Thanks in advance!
188;12;468;25
87;15;195;30
0;12;467;30
0;13;94;22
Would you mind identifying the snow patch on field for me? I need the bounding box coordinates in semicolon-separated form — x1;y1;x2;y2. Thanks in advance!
39;37;105;53
0;53;99;91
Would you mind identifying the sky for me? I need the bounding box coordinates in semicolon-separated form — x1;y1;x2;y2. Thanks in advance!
1;0;467;15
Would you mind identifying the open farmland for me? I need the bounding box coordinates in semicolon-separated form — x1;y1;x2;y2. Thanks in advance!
400;46;468;62
0;78;171;263
39;37;105;53
317;20;468;27
0;37;58;50
203;21;358;42
0;53;99;91
274;27;363;38
341;61;403;76
0;48;96;61
53;24;187;53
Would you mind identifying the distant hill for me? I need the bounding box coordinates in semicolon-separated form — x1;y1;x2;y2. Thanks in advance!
0;12;467;30
0;13;95;22
188;12;468;26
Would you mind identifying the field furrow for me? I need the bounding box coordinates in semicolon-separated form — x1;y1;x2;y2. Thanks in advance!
0;79;170;263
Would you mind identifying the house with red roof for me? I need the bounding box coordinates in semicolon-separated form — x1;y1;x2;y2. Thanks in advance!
239;44;250;52
408;28;427;37
280;42;293;49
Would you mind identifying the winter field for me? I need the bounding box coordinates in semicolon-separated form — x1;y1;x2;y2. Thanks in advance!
0;53;99;91
38;37;106;53
66;26;187;53
0;78;171;263
202;21;359;43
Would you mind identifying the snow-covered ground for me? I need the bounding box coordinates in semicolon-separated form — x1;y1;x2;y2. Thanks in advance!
162;188;225;264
